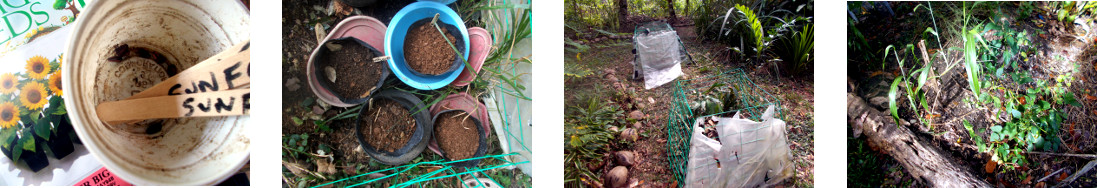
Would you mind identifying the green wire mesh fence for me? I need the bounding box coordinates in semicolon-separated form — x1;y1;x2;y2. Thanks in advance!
665;69;782;187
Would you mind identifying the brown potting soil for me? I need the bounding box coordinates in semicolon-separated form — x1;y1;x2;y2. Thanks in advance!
360;99;415;153
404;20;456;75
318;42;382;99
434;111;479;160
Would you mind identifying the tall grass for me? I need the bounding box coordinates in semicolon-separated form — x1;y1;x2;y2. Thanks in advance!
457;0;532;100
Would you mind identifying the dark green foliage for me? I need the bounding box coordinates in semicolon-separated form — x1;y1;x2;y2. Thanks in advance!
774;23;813;76
564;96;624;187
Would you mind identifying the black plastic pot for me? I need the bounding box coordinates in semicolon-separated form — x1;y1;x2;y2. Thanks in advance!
313;37;391;105
46;114;74;159
355;89;432;165
402;18;465;77
431;109;488;168
46;131;73;159
23;126;48;172
23;146;48;172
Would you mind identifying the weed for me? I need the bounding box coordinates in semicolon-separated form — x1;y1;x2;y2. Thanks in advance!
564;96;624;187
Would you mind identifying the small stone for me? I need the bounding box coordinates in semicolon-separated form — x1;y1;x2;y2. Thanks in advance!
629;110;644;120
647;97;655;104
620;128;638;142
616;151;637;167
605;166;629;188
632;122;642;128
608;126;619;132
313;106;325;115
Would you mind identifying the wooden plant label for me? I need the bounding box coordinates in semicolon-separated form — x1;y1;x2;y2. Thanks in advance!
127;41;251;100
97;41;250;123
97;89;251;123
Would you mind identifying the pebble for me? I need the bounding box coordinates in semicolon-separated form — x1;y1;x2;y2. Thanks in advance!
629;110;644;120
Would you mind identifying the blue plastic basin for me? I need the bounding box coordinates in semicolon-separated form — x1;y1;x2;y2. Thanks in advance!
386;1;468;90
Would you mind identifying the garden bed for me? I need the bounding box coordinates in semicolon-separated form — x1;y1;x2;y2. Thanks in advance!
847;1;1097;187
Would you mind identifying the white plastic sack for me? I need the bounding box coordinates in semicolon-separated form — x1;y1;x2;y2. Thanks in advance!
686;106;793;188
634;29;683;89
685;124;722;187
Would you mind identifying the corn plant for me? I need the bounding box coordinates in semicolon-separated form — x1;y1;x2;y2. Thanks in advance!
884;44;930;127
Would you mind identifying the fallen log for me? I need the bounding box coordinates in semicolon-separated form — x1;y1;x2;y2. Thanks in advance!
848;93;991;187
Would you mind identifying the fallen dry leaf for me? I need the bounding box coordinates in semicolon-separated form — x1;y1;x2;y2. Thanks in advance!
316;159;336;175
331;0;353;16
867;71;886;77
423;166;446;178
1067;122;1076;137
985;159;997;173
1058;172;1069;181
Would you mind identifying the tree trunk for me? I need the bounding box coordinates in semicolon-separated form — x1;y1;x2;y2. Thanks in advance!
65;1;79;18
848;93;991;188
666;0;676;22
685;0;690;19
617;0;628;30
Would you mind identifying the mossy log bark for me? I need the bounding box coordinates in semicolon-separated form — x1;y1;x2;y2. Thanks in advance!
848;93;991;187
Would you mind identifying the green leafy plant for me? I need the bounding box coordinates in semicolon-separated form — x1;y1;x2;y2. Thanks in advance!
564;96;623;187
735;4;765;60
981;77;1079;171
883;44;931;127
774;23;813;76
1051;1;1088;23
944;2;1082;171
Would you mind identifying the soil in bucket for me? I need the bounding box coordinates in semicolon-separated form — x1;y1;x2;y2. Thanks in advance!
360;99;415;152
404;19;457;75
434;111;479;160
107;44;178;76
318;42;382;99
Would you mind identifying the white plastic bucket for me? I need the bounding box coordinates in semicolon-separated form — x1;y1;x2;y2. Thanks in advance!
61;0;249;185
